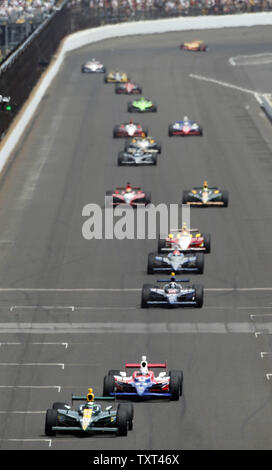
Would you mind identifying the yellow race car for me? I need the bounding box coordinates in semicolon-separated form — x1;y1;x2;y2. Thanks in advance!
104;70;130;83
180;40;207;52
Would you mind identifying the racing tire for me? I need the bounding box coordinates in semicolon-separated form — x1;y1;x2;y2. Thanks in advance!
145;191;151;205
142;126;148;136
117;152;124;166
158;238;166;253
198;128;203;136
169;375;180;401
116;408;128;436
127;103;133;112
156;144;162;154
151;105;157;112
103;375;115;396
168;126;173;137
203;233;211;253
52;402;69;410
104;76;108;83
141;284;153;308
118;404;134;430
108;370;120;376
147;253;157;274
151;155;157;165
169;370;183;396
182;191;190;205
113;126;120;138
195;253;204;274
193;284;204;308
45;409;57;436
221;190;229;207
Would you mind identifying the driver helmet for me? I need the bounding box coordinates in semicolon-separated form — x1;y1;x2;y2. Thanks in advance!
125;182;132;192
129;119;133;124
203;180;209;190
184;116;189;122
181;222;188;232
173;249;180;256
141;132;146;139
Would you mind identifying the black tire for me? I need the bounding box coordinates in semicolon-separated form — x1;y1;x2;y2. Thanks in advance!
182;190;190;204
127;102;133;112
116;408;128;436
221;190;229;207
158;238;166;253
104;76;108;83
113;126;119;138
199;127;203;136
145;191;151;205
117;152;124;166
106;190;114;196
108;370;120;376
203;233;211;253
195;253;204;274
141;284;153;308
52;402;68;410
168;126;173;137
142;126;148;136
193;284;204;308
152;154;157;166
169;375;180;401
103;375;115;396
169;370;183;396
147;253;156;274
45;409;57;436
151;105;157;112
118;403;134;430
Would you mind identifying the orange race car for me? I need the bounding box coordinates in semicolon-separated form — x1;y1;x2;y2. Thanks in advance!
180;40;207;52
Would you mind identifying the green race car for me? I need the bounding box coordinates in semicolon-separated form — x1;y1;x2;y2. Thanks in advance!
45;387;133;437
128;97;157;113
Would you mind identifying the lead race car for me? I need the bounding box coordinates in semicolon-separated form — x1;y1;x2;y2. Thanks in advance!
106;182;151;207
168;116;203;136
182;181;229;207
45;387;133;437
158;223;211;253
81;58;106;73
141;272;204;308
113;120;148;138
125;133;161;154
118;149;157;166
104;70;130;83
103;355;183;401
180;40;207;51
127;97;157;113
147;249;204;274
115;81;142;94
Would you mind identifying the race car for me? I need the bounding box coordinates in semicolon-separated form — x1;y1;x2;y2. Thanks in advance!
81;59;106;73
168;116;203;136
141;272;204;308
103;355;183;400
45;387;133;437
125;134;161;154
180;40;207;51
106;182;151;207
147;250;204;274
118;149;157;166
113;120;148;138
158;224;211;253
115;82;142;94
127;97;157;113
182;181;229;207
104;71;130;83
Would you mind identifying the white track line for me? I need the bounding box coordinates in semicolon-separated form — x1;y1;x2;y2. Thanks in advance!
0;287;272;292
0;342;68;348
0;411;46;414
0;386;61;391
0;439;51;447
0;363;64;368
189;73;260;95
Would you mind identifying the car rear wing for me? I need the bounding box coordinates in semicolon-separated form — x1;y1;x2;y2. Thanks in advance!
125;362;167;368
116;187;141;190
71;395;114;402
157;279;190;283
169;228;199;233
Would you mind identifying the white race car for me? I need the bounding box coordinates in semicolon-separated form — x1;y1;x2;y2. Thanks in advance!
81;59;106;73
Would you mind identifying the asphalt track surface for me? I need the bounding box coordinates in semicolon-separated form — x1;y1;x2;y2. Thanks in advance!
0;26;272;449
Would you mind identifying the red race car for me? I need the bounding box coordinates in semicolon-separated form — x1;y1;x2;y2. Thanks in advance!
105;182;151;207
158;223;211;253
180;40;207;51
103;355;183;400
113;120;148;138
115;81;142;94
